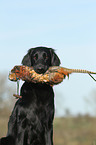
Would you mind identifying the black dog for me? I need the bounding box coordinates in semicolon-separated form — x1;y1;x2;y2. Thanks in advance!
0;46;60;145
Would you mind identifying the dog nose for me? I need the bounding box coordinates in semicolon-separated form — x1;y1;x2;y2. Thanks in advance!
37;67;45;74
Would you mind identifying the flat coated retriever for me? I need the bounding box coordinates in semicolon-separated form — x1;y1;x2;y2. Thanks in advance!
0;46;60;145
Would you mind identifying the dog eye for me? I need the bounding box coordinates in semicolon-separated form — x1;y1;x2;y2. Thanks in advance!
33;54;38;60
43;53;48;59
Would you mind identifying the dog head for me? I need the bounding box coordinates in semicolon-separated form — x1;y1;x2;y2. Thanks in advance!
22;46;60;74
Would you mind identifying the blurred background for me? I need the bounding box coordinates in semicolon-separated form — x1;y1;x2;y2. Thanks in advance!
0;0;96;144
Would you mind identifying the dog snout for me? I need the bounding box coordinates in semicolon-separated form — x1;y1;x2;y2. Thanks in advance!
34;65;46;74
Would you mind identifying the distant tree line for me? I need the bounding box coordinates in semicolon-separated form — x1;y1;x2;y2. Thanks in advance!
0;73;15;110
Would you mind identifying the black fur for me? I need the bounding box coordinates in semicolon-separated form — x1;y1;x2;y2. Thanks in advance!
0;46;60;145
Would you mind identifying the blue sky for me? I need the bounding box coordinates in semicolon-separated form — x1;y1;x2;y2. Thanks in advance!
0;0;96;116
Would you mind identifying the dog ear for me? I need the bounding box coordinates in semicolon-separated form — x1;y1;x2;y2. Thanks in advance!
49;48;61;66
22;48;34;66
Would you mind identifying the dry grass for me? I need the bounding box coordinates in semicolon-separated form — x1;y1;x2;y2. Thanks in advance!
54;117;96;145
0;108;11;137
0;109;96;145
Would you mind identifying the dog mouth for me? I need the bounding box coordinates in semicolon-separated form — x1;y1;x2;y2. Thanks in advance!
33;66;48;74
36;69;46;74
